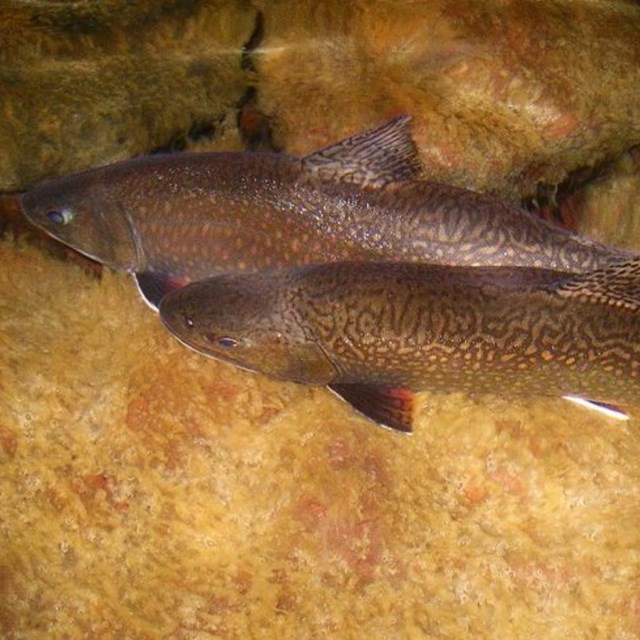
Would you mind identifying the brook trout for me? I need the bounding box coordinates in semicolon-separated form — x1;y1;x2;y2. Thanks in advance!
20;116;629;309
159;259;640;432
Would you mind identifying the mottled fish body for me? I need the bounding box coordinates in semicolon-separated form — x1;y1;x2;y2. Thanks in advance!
20;116;629;308
159;259;640;432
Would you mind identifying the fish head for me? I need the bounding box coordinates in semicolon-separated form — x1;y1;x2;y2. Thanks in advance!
159;273;338;385
20;167;141;270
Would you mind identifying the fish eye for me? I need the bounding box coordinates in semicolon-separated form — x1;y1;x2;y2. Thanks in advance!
217;336;238;348
46;208;75;225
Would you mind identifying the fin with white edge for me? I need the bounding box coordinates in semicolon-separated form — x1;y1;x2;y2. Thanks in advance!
562;395;630;421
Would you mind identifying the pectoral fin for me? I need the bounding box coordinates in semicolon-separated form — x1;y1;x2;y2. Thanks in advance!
134;272;189;310
553;257;640;311
302;115;423;188
329;383;415;433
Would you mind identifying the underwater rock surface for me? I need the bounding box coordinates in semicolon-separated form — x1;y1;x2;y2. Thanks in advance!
0;0;256;190
1;244;640;637
255;0;640;197
2;0;640;202
2;0;640;636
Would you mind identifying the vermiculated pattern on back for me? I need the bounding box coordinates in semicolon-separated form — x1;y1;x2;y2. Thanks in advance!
276;262;640;403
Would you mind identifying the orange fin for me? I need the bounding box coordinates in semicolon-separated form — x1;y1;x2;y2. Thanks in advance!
329;383;415;433
562;395;630;421
134;272;189;310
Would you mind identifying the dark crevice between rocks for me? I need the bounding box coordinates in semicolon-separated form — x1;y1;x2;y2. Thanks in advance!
150;9;276;155
241;9;264;73
236;87;280;152
0;194;23;239
521;150;639;232
150;118;221;154
236;11;280;152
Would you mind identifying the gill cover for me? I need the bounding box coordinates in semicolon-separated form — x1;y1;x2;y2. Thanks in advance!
20;168;142;271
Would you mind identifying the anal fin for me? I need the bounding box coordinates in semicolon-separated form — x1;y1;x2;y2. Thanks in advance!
134;272;189;310
329;383;415;433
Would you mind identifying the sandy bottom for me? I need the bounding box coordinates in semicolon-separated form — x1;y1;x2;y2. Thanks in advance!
1;238;639;638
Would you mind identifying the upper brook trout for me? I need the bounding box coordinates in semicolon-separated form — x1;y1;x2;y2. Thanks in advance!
20;116;631;309
159;258;640;432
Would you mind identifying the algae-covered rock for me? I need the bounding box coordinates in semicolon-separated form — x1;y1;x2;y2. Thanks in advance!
0;0;257;190
2;3;640;635
2;238;640;638
568;147;640;250
256;0;640;197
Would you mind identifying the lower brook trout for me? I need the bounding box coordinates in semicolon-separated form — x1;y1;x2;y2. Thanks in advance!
159;259;640;432
20;116;630;309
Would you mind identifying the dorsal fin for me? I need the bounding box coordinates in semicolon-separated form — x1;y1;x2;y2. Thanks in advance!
553;257;640;311
301;115;424;188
